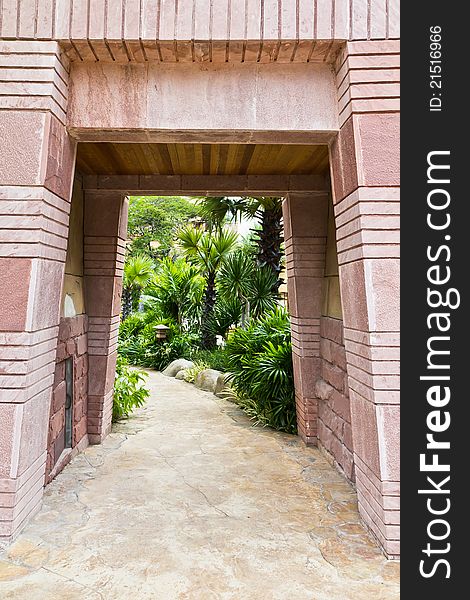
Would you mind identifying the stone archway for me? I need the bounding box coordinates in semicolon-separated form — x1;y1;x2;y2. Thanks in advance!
0;13;399;556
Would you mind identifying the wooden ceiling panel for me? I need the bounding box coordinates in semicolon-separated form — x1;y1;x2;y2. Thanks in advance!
76;143;329;176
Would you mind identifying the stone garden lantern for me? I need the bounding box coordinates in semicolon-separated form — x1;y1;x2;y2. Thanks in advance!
154;324;170;341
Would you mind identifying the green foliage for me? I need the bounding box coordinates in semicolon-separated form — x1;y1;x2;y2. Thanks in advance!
119;323;200;372
191;348;231;372
217;250;278;325
158;331;201;367
224;308;296;433
127;196;199;258
248;267;279;318
205;296;243;338
178;225;239;349
113;356;149;421
118;312;147;340
198;196;248;227
145;257;204;327
238;229;260;260
123;253;155;290
182;361;209;383
178;225;239;277
217;251;254;302
122;253;155;319
197;195;284;291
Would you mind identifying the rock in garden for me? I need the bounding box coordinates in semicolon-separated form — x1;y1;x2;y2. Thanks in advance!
162;359;194;377
194;369;222;392
214;373;233;399
175;369;188;380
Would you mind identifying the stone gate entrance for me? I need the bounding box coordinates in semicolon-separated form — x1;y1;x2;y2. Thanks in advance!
0;1;399;558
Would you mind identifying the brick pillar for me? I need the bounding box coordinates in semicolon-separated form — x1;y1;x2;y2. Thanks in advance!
330;40;400;557
0;42;76;543
283;193;328;445
84;192;128;444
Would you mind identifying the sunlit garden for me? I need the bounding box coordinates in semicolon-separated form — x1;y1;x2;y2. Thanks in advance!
115;195;296;434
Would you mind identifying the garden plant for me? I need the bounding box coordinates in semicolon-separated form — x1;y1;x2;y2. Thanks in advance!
115;195;295;432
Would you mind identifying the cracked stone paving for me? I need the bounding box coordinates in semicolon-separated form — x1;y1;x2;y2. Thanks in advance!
0;371;399;599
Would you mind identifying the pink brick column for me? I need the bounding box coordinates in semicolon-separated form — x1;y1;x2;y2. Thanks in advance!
283;193;328;445
330;40;400;557
0;42;76;543
84;192;128;444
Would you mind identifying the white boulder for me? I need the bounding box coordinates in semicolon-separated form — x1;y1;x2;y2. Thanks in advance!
162;359;194;377
194;369;222;392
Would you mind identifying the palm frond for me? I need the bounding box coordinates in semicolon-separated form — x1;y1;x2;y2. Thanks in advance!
123;254;155;288
217;250;254;301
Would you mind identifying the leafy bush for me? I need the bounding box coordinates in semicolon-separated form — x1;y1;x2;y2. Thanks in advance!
224;308;296;433
248;267;279;318
119;312;147;340
119;322;201;372
122;254;155;320
156;331;201;369
191;348;230;372
217;251;278;323
113;356;150;421
183;361;209;383
179;225;239;349
205;296;243;339
145;257;204;328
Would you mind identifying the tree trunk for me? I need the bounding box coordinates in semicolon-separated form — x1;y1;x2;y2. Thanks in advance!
256;205;283;292
121;286;133;321
201;271;217;349
131;287;141;313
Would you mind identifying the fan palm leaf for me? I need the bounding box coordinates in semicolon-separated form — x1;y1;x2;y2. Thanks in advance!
122;254;155;320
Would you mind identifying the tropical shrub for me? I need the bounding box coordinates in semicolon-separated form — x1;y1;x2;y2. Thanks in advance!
217;251;278;324
113;356;150;421
178;225;238;349
205;296;243;339
145;257;204;328
191;348;230;372
119;322;200;371
118;312;147;340
122;254;155;320
246;266;278;319
157;331;201;368
224;308;296;433
199;195;284;291
183;361;209;383
118;312;174;364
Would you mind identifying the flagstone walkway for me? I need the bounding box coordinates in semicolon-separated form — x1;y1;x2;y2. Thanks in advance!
0;371;399;599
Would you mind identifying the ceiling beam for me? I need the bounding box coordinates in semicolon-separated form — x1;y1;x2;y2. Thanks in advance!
81;174;329;195
70;129;337;145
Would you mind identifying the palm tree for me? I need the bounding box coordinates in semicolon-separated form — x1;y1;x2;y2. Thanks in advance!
217;250;278;326
199;196;284;291
145;257;204;328
217;251;253;326
121;254;155;321
179;226;238;349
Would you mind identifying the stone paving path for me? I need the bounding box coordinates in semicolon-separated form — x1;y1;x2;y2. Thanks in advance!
0;371;399;599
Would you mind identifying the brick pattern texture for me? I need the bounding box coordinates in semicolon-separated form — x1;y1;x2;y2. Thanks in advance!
317;317;354;482
46;315;88;483
0;2;399;65
84;192;127;444
330;40;400;558
283;193;328;445
0;40;76;543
